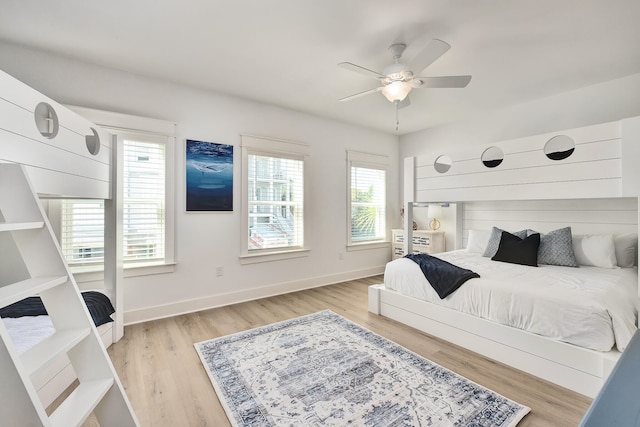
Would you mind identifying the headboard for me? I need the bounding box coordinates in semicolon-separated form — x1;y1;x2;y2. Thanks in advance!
460;198;638;250
0;69;112;199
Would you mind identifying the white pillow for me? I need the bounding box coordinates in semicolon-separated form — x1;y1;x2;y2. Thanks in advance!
466;229;492;254
572;234;617;268
614;234;638;268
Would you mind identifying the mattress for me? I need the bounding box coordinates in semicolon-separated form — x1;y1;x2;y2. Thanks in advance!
3;315;56;354
384;250;639;352
1;290;115;354
3;315;114;354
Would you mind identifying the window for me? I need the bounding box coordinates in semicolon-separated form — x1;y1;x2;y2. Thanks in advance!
247;154;304;250
61;136;167;267
240;134;309;263
61;199;105;265
122;139;166;263
52;106;176;278
347;151;388;247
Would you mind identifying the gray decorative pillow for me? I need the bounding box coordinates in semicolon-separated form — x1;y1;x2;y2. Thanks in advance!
527;226;578;267
482;227;528;257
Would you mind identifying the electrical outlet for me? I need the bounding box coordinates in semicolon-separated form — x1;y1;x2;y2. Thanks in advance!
215;266;224;277
338;252;344;260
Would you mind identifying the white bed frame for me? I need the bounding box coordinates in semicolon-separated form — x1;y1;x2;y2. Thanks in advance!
371;117;640;398
0;69;121;406
31;322;114;407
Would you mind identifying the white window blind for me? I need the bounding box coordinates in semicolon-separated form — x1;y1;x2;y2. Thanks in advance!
61;200;105;265
123;139;166;262
347;151;388;245
247;153;304;251
61;138;166;266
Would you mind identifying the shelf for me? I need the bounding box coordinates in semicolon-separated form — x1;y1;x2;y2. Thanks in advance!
21;328;91;376
0;221;44;232
49;378;114;427
0;276;68;308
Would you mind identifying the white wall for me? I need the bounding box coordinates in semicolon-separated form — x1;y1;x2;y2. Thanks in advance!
6;39;638;321
400;72;640;158
0;42;400;322
400;72;640;243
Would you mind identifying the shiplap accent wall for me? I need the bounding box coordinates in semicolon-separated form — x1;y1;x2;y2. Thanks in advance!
411;118;640;202
403;117;640;263
0;70;112;199
460;198;638;251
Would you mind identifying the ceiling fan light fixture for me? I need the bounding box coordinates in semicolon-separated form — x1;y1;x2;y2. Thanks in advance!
381;80;411;102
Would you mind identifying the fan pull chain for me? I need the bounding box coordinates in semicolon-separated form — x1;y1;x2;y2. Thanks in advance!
395;101;400;131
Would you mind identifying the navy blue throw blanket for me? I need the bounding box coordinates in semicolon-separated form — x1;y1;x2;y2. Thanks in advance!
404;253;480;299
0;291;115;327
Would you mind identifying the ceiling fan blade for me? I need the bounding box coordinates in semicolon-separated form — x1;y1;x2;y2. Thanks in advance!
414;75;472;88
338;87;383;102
338;62;385;79
409;39;451;75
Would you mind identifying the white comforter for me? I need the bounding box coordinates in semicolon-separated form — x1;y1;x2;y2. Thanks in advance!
2;315;55;354
384;250;638;352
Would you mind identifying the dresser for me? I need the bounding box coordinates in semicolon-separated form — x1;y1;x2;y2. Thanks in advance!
391;229;445;259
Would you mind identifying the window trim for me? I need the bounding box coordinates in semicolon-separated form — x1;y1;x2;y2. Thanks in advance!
59;106;176;279
347;150;390;250
118;130;173;266
239;134;310;264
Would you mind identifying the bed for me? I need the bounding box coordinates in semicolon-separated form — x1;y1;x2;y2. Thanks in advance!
371;230;638;398
384;249;638;353
370;118;640;398
0;69;123;409
1;291;116;406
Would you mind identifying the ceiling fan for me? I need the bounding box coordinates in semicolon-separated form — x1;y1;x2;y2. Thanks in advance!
338;39;471;129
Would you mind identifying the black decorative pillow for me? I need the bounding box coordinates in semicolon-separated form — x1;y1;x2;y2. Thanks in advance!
492;231;541;267
482;227;528;257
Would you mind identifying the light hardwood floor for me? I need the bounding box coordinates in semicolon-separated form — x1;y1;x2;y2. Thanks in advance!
88;275;592;426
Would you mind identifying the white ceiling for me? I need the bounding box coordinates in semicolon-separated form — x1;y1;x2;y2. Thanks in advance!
1;0;639;135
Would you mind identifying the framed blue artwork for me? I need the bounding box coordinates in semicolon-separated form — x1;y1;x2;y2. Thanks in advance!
186;139;233;211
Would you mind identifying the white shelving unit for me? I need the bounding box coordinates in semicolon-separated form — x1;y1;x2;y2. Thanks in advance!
0;164;138;426
391;229;445;259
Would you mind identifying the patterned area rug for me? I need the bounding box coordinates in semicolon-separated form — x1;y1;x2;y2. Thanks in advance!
194;310;530;426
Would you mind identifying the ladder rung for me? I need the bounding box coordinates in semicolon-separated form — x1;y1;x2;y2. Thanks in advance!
21;328;92;376
49;378;114;427
0;221;44;232
0;276;68;308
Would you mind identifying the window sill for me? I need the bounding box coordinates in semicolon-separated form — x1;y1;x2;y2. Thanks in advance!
346;241;390;252
125;262;176;277
70;261;176;283
239;248;310;265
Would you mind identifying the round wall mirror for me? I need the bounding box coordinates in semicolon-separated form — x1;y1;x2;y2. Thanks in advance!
434;155;452;174
481;146;504;168
34;102;59;139
544;135;575;160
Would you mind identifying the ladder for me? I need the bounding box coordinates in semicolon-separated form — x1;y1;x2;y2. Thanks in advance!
0;164;138;426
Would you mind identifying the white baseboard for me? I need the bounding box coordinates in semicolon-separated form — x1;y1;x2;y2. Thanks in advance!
123;266;384;325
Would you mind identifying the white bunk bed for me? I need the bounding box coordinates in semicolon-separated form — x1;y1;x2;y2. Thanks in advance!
369;118;640;398
1;292;116;407
0;69;124;408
